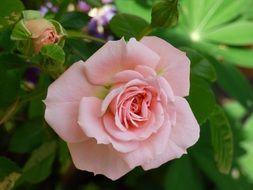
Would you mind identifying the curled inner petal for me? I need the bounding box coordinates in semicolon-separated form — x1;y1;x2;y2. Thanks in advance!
115;84;158;131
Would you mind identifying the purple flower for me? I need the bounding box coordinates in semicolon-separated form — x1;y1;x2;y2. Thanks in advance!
77;1;90;12
39;6;49;15
46;2;53;8
39;2;59;15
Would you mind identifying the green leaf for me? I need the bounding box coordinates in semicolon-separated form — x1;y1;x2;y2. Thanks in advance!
28;97;45;118
0;52;27;69
204;0;248;31
0;63;23;108
60;12;89;30
0;27;15;50
0;0;24;17
151;0;179;28
185;49;216;82
191;126;253;190
40;44;65;65
164;156;204;190
58;139;71;174
187;75;216;124
209;105;233;174
115;0;151;22
212;58;253;109
204;21;253;45
109;13;148;40
0;157;21;180
64;38;98;62
195;42;253;68
11;20;31;40
9;119;45;153
22;141;57;184
239;114;253;182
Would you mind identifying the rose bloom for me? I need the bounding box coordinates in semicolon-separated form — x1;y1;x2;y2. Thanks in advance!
24;19;60;53
44;37;199;180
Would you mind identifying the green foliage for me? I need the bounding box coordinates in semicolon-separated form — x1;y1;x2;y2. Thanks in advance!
187;49;217;82
115;0;152;22
60;11;89;30
0;157;21;190
212;57;253;109
21;141;57;184
9;119;45;153
164;0;253;67
209;105;233;174
151;0;178;28
164;156;204;190
187;75;216;124
0;54;23;108
109;13;149;40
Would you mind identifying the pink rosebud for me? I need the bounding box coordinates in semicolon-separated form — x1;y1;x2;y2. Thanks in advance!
44;37;199;180
24;19;60;53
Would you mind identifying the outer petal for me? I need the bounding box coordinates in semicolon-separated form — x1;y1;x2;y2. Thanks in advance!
84;38;160;86
78;97;110;144
79;97;140;153
170;97;200;149
125;38;160;69
45;102;87;142
141;97;199;170
141;140;186;170
45;61;100;103
84;39;126;85
140;36;190;97
122;114;171;168
45;61;100;142
68;140;132;180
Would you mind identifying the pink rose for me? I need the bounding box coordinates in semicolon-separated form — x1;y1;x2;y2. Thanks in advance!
44;36;199;180
24;19;60;53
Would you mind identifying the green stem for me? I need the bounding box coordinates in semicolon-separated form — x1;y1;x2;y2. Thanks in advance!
136;25;154;41
0;98;20;125
67;31;106;44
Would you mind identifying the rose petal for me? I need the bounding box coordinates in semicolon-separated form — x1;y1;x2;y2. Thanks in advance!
79;97;139;153
170;97;200;149
101;86;124;115
104;102;165;141
141;140;186;170
68;139;131;180
134;65;156;79
122;114;171;168
113;70;144;84
141;97;200;170
45;61;100;103
84;39;126;85
78;97;110;144
84;38;160;86
158;76;175;102
140;36;190;97
45;102;87;142
125;38;160;69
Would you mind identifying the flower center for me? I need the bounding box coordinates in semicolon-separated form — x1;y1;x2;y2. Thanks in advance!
116;85;157;130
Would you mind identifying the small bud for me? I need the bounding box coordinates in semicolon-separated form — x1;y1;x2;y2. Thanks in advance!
24;19;60;53
11;11;66;56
